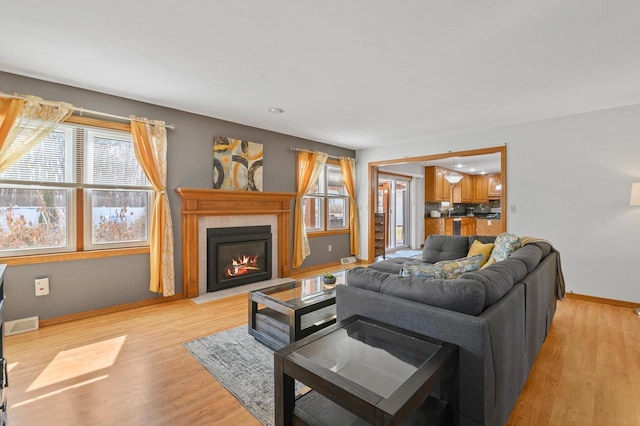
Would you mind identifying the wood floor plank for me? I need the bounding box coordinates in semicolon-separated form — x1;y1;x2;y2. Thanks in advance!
5;279;640;425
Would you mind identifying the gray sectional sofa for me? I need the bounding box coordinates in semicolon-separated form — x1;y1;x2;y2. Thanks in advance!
336;234;564;426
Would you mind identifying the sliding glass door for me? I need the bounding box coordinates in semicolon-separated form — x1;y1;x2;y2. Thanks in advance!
377;173;411;251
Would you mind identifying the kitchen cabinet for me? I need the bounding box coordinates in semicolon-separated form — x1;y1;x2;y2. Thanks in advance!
453;175;474;203
444;218;453;235
424;166;450;202
488;174;501;199
476;218;502;236
427;166;471;204
472;175;489;203
460;217;476;236
424;218;445;239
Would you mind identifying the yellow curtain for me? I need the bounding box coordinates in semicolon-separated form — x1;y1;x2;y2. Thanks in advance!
0;95;73;172
292;151;328;268
131;118;175;296
339;157;360;256
0;98;25;150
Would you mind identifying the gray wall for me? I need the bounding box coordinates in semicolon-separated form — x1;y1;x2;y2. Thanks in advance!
0;71;354;321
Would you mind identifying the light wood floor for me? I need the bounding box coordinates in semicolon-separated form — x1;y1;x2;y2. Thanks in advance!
5;276;640;425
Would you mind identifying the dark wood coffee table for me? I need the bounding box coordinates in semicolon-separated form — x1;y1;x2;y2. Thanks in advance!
248;272;345;350
274;315;459;425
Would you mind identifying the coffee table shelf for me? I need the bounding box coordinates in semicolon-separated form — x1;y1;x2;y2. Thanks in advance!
249;273;344;350
294;391;449;425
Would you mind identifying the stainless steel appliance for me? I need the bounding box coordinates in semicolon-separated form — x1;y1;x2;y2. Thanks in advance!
453;218;462;235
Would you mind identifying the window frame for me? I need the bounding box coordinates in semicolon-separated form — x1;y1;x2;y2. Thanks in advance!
0;116;152;266
303;159;350;237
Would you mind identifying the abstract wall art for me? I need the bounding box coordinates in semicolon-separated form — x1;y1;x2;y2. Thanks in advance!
213;137;263;191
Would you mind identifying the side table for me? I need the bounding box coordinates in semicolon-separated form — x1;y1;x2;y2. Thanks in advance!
274;315;459;425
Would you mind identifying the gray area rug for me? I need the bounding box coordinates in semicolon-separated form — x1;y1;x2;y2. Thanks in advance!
183;325;296;426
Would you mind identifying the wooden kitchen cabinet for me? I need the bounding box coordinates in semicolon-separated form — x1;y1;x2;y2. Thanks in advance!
487;174;501;199
444;218;453;235
425;218;445;239
460;217;476;236
472;175;489;203
424;166;450;202
476;218;502;236
454;175;474;203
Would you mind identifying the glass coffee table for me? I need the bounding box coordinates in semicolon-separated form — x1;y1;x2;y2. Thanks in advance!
248;272;346;350
274;315;459;425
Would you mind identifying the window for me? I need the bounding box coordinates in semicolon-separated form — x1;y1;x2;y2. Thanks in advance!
0;120;153;257
302;161;349;233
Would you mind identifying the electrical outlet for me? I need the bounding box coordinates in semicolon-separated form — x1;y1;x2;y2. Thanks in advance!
510;204;517;213
35;277;49;296
328;245;332;252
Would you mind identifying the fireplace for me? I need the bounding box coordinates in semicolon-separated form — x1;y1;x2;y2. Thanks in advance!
207;225;272;292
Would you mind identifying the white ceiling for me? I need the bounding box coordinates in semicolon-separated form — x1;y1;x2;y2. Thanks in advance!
2;1;640;150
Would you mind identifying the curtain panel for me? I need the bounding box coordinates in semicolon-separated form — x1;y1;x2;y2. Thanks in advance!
292;151;328;268
0;95;73;172
131;118;176;296
339;156;360;256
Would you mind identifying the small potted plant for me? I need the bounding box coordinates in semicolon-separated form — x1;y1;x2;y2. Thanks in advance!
323;273;337;284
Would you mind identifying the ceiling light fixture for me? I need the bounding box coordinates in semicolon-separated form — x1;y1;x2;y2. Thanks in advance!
444;174;463;184
268;107;285;115
445;157;463;184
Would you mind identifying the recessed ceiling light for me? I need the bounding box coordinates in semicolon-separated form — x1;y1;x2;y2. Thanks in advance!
268;107;285;114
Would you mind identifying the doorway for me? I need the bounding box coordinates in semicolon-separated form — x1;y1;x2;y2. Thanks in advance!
377;173;411;252
368;146;507;263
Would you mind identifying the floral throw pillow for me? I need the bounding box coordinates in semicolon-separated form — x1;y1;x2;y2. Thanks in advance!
488;232;521;263
436;254;484;279
400;254;484;279
400;263;445;279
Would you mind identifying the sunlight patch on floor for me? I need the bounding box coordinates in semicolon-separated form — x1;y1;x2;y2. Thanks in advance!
14;375;108;408
26;335;126;392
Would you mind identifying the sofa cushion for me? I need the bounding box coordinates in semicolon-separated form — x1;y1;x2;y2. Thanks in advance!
467;240;494;267
460;259;523;308
509;244;542;273
422;234;470;263
531;241;552;258
345;267;391;292
488;232;521;263
367;257;420;274
346;267;486;315
468;235;497;245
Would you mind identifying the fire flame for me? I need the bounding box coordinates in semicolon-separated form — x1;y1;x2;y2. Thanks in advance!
226;254;260;277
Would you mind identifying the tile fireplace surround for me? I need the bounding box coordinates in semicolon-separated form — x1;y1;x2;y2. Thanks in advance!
176;188;296;298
